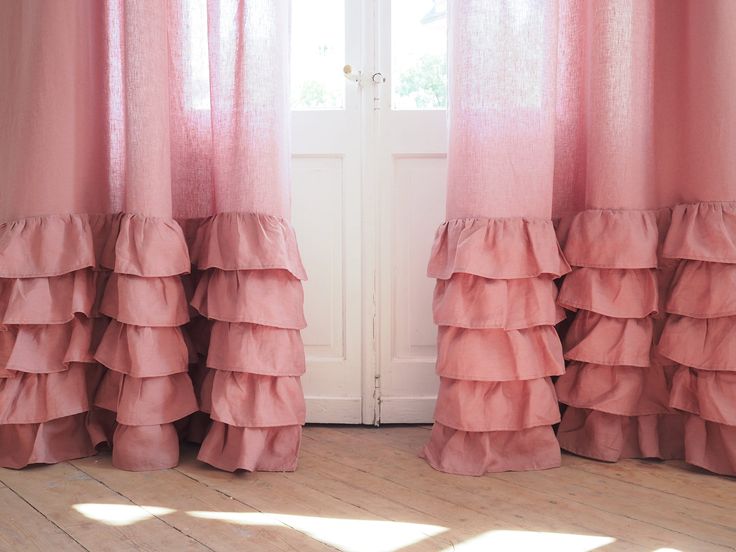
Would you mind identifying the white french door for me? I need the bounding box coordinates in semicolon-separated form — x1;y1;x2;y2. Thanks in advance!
291;0;447;424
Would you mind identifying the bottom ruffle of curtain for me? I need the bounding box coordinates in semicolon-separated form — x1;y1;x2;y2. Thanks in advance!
184;213;307;472
657;201;736;475
422;217;570;475
555;201;736;476
0;212;306;472
0;304;103;467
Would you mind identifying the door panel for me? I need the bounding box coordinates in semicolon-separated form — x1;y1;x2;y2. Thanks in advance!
291;1;365;423
379;154;446;422
376;0;447;423
291;0;447;424
292;155;363;423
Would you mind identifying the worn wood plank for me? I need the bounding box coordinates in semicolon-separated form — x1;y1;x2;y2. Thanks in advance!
296;445;642;552
493;458;736;549
0;462;205;552
384;423;736;547
0;486;85;552
175;446;446;552
304;428;648;549
71;450;333;552
337;422;736;520
307;426;734;551
2;426;734;552
279;452;458;551
563;454;736;510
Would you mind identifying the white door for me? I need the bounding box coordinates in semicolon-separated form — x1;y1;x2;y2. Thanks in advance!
291;0;447;424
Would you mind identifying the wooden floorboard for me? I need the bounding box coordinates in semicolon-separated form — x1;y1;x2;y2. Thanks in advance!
71;454;328;552
0;462;205;552
305;426;733;551
0;425;733;552
0;486;85;552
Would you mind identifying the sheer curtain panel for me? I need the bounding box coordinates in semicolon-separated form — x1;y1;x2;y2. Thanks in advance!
0;0;306;472
425;0;736;476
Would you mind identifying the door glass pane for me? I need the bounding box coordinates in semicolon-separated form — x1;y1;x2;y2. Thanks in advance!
391;0;447;110
291;0;345;110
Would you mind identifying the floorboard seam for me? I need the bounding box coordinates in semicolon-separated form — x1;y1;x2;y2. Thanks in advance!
69;461;215;552
493;475;733;550
173;466;343;552
0;472;90;552
300;439;686;550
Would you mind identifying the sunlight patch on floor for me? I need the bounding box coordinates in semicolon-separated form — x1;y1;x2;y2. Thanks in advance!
72;503;622;552
72;503;175;526
441;530;615;552
188;510;447;551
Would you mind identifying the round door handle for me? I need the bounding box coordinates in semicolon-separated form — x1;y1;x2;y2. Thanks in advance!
343;66;386;86
372;72;386;84
343;64;361;83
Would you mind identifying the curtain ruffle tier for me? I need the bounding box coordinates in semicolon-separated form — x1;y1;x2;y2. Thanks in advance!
0;212;306;472
185;213;307;472
422;218;571;475
554;209;685;463
658;202;736;476
555;201;736;476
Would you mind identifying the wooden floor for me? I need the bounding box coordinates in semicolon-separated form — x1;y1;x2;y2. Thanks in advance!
0;426;734;552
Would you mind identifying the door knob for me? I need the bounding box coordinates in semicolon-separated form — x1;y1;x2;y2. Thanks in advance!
343;65;362;83
344;65;386;87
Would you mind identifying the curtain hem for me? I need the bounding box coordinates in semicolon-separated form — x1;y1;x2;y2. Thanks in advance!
0;211;306;472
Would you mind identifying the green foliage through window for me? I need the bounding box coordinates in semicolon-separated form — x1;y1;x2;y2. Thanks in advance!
297;79;341;109
395;54;447;109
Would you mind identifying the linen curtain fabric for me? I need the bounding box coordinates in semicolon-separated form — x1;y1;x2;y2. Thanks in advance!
0;0;306;472
425;0;736;476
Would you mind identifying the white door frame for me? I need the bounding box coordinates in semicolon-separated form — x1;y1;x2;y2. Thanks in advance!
374;0;447;423
292;0;371;424
359;0;381;425
294;0;446;425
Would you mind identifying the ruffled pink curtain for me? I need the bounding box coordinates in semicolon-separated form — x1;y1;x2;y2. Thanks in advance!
426;0;736;476
0;0;306;471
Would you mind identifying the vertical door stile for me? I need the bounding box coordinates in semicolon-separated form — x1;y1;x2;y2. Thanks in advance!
293;0;447;425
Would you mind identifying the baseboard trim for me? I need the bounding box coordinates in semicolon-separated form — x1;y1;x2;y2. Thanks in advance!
379;396;436;424
305;396;437;424
305;397;363;424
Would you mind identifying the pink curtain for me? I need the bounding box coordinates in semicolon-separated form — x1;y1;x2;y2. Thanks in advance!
0;0;306;471
426;0;736;476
